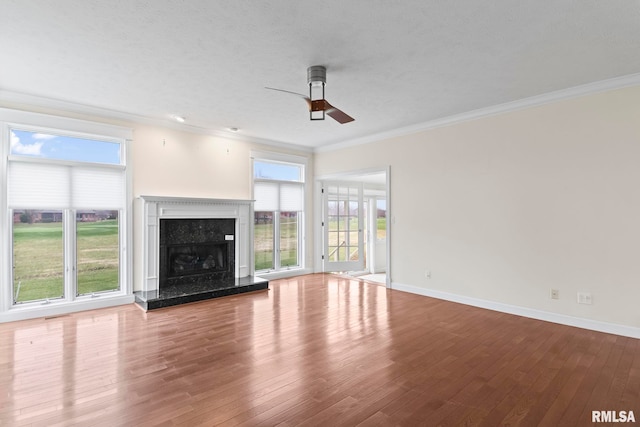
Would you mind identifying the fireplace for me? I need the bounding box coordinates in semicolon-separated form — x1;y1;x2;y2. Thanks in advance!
167;243;228;277
134;196;268;310
159;218;235;288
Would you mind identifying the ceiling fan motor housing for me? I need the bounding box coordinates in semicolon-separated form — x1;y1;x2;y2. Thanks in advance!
307;65;326;86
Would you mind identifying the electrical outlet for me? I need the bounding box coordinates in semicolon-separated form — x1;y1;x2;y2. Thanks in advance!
425;270;431;279
550;289;559;300
577;292;592;305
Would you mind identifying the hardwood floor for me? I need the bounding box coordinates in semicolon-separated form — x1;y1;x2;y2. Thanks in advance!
1;273;638;426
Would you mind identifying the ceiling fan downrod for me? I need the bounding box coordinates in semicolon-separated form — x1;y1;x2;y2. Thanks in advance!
307;65;326;121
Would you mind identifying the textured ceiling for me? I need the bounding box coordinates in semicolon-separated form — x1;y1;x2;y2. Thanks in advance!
1;1;640;149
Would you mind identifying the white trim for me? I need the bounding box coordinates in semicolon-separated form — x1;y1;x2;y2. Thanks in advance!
250;150;309;166
0;123;10;314
392;282;640;339
316;166;390;182
0;107;132;141
315;72;640;153
8;154;126;170
0;295;135;323
0;91;314;153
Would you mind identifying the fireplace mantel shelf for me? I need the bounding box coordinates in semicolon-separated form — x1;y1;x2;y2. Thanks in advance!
138;195;254;205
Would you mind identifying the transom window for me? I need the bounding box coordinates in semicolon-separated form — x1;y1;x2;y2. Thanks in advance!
10;129;121;164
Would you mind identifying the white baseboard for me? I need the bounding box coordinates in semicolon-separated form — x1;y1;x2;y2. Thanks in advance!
391;282;640;339
0;295;135;323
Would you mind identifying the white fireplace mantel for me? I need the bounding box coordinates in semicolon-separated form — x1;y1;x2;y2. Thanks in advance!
135;196;254;293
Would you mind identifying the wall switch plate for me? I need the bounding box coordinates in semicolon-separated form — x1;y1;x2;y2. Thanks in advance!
577;292;592;305
550;289;559;300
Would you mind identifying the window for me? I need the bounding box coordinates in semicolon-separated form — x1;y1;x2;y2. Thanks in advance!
2;112;130;313
252;154;305;273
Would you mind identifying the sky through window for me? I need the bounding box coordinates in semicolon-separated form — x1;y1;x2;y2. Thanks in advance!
254;161;302;182
10;130;121;165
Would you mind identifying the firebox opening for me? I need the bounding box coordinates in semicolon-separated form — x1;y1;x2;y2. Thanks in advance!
167;243;228;278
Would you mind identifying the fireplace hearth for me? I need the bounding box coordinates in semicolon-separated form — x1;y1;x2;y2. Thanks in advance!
134;196;268;310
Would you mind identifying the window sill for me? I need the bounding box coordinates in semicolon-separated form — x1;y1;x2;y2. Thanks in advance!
0;293;135;323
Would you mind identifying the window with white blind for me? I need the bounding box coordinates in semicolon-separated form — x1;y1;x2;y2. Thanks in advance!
252;154;305;273
3;121;129;308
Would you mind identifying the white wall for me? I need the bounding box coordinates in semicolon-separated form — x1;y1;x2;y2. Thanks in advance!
315;86;640;330
131;125;254;199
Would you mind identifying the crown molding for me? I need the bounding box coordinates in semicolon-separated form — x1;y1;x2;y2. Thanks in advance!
4;71;639;156
315;72;640;153
0;90;313;153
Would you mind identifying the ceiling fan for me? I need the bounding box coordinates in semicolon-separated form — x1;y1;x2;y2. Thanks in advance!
266;65;355;124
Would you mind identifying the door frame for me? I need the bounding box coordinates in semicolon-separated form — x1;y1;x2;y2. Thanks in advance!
314;166;391;288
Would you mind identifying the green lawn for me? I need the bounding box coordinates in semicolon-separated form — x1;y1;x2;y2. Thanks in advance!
12;220;119;303
254;216;298;271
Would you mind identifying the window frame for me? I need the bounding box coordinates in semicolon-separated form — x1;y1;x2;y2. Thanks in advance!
1;108;133;321
251;151;307;275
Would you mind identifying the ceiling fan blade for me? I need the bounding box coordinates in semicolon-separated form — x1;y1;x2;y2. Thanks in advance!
265;87;311;109
267;88;354;124
324;101;355;124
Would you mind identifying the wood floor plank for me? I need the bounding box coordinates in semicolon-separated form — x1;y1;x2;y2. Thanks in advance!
0;273;637;426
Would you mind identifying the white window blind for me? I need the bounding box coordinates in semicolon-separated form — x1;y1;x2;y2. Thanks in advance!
280;183;303;211
254;182;279;211
71;166;125;209
254;181;303;212
7;162;71;209
8;161;125;209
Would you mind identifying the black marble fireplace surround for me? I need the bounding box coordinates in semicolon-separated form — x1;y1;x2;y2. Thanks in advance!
135;217;268;310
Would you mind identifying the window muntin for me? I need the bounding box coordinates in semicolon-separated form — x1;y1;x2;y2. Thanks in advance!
10;129;122;165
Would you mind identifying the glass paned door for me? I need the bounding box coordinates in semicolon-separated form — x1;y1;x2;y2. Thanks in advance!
323;183;364;272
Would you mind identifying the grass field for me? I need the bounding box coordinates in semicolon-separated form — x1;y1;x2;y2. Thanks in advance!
12;219;119;303
254;215;298;271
